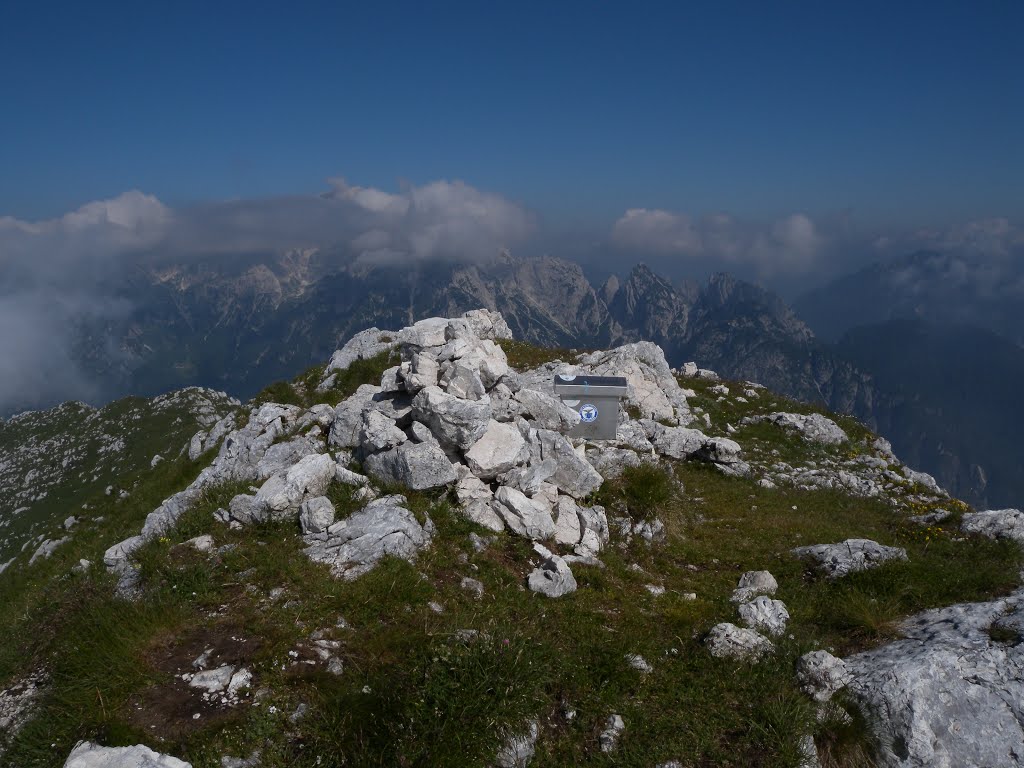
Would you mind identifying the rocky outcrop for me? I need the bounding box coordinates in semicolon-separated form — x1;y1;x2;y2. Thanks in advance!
845;590;1024;767
792;539;908;579
739;412;849;445
303;495;434;581
961;508;1024;544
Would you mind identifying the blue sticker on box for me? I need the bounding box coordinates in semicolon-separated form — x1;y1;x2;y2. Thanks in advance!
579;403;599;423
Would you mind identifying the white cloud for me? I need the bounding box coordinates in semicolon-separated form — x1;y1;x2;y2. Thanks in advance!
0;177;534;413
611;208;825;275
611;209;701;254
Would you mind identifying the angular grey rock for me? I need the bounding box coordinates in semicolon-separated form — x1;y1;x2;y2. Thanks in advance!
299;496;336;534
29;537;68;565
961;508;1024;544
494;719;539;768
553;496;582;546
64;742;192;767
440;362;486;401
255;436;319;480
625;654;653;674
599;714;625;753
527;554;577;597
359;410;407;454
303;495;433;580
464;420;529;479
328;385;379;449
513;388;581;432
454;338;509;389
188;430;208;461
256;453;336;516
705;622;774;660
460;577;485;599
186;535;215;553
363;441;458;490
902;465;943;494
411;386;491;450
651;425;707;459
792;539;908;579
844;591;1024;767
908;508;952;526
458;308;513;341
455;465;493;505
737;596;790;637
533;429;603;499
325;327;397;376
739;412;849;445
335;464;369;487
398;316;450;349
494;486;556;540
404;352;440;393
501;457;557;496
575;504;609;557
699;436;743;465
464;500;506;532
796;650;851;703
730;570;779;603
226;493;269;525
408;420;440;445
189;664;235;693
650;423;742;465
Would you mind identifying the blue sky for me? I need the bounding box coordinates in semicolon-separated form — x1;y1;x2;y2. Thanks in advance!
2;1;1021;222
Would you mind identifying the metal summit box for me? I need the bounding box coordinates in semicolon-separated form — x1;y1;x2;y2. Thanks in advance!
553;374;628;440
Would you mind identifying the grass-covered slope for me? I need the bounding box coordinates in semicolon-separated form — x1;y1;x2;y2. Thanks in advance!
0;388;239;566
0;338;1019;768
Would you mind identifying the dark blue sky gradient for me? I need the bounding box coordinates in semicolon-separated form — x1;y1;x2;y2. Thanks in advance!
1;1;1021;226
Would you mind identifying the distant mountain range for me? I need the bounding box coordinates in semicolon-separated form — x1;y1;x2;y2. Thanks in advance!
6;248;1022;510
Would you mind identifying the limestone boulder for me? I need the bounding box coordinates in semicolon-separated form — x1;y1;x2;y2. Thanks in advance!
792;538;908;579
705;623;773;660
363;441;458;490
961;508;1024;544
464;420;530;479
359;410;407;454
303;495;433;580
527;553;577;597
493;486;556;540
411;386;491;451
737;596;790;637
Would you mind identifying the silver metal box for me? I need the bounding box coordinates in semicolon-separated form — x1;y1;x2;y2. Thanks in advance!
553;374;628;440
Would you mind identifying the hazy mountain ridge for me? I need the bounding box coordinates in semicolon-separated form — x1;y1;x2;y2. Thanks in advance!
795;250;1024;345
7;249;1019;507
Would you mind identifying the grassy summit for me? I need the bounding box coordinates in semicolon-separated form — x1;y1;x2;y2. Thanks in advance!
0;336;1018;768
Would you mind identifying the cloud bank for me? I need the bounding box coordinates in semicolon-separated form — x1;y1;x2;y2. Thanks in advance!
0;177;535;414
610;208;824;276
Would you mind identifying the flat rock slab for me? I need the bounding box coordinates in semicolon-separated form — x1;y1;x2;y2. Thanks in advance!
961;508;1024;544
740;412;848;445
64;742;192;767
792;538;907;579
845;589;1024;767
303;495;433;580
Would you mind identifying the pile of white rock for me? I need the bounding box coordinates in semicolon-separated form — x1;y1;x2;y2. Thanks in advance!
104;309;747;596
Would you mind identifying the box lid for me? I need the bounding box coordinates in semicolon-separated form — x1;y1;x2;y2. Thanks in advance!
552;374;628;396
